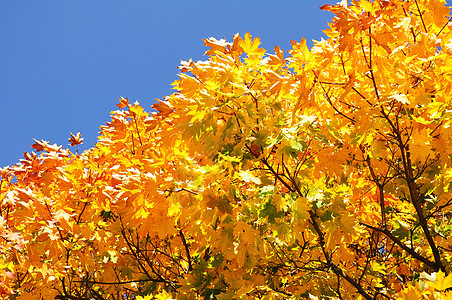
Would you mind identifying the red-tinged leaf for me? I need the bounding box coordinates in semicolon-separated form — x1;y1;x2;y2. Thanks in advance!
152;100;174;117
249;141;261;158
31;139;48;152
268;45;285;65
68;132;84;146
31;140;62;153
320;0;348;13
144;116;158;132
116;97;129;109
178;59;194;73
319;4;338;13
19;151;38;167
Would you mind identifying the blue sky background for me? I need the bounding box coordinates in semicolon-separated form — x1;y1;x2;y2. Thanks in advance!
1;1;337;167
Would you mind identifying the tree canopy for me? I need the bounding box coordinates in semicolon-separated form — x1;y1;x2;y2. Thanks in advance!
2;0;452;299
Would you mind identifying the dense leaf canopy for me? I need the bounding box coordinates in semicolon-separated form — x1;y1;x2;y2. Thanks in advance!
2;0;452;299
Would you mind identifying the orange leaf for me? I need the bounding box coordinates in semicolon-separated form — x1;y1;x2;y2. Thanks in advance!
68;132;84;146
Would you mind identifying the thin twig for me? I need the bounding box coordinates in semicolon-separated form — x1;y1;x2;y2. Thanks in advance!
414;0;428;33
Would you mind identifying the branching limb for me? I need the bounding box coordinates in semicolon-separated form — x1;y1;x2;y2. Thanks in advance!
360;146;387;228
309;211;373;300
313;71;356;123
74;278;172;285
379;107;443;271
360;222;437;270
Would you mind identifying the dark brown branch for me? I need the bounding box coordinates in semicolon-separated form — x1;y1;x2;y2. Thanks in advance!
360;222;437;270
179;229;193;272
74;278;170;285
56;295;91;300
437;16;452;37
313;71;356;123
430;121;443;136
425;198;452;221
379;107;443;271
281;155;304;196
360;146;387;227
166;188;198;197
352;87;373;107
318;81;347;85
336;273;343;299
119;219;154;282
145;237;184;273
43;199;67;242
368;27;380;100
260;156;294;193
358;253;371;285
309;211;373;300
133;232;176;290
130;133;136;155
414;0;428;33
76;201;89;224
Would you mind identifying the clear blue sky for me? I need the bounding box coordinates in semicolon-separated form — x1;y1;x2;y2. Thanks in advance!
1;1;336;167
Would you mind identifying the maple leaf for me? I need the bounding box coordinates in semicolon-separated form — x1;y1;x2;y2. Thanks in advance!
19;151;38;167
239;32;265;57
425;271;452;291
203;37;232;56
176;73;200;98
178;59;194;73
289;38;310;64
249;141;261;157
30;139;62;153
395;284;421;300
268;45;285;65
152;99;174;117
68;132;84;146
31;139;49;152
320;0;348;13
116;97;129;109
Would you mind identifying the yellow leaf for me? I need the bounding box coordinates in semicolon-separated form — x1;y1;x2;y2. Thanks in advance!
391;94;409;105
136;295;154;300
154;291;175;300
293;197;310;220
425;270;452;291
396;284;421;300
238;170;261;184
240;32;265;56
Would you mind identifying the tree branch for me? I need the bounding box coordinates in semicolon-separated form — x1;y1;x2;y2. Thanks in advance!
309;211;373;300
379;107;443;271
360;222;437;270
74;278;171;285
179;229;193;272
414;0;428;33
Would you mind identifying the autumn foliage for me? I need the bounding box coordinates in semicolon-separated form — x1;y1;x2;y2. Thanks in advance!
3;0;452;299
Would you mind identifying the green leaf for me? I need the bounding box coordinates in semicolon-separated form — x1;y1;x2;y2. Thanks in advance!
259;201;284;223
